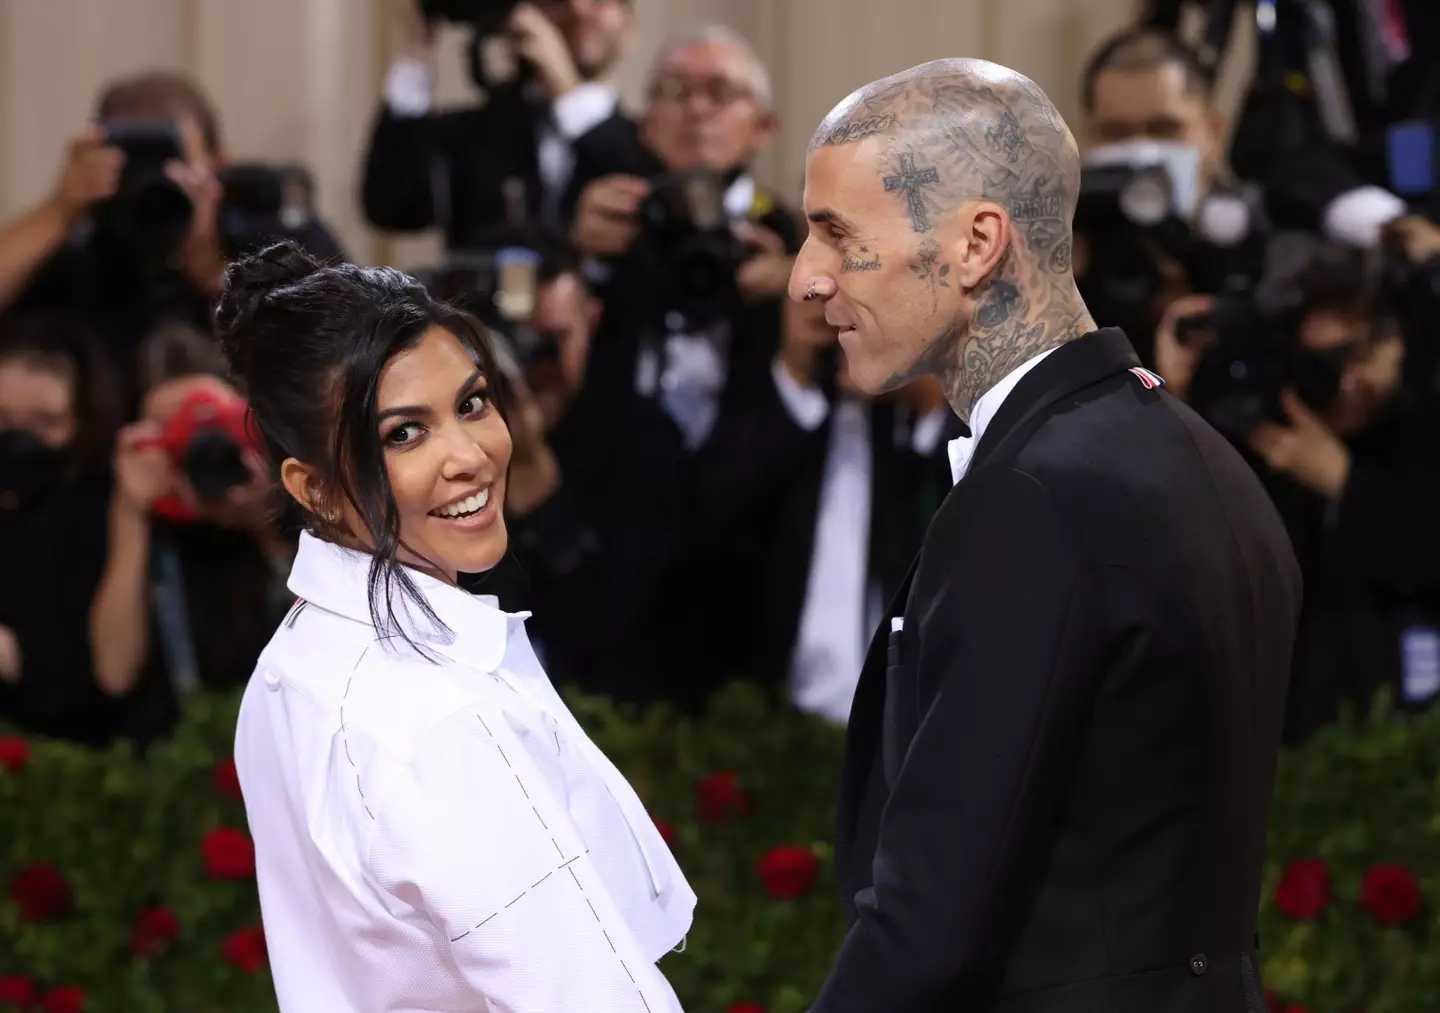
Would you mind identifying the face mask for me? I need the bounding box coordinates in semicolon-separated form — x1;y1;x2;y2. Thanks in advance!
1084;140;1203;221
0;428;70;508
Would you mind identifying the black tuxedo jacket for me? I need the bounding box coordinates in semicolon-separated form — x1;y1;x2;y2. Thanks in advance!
815;329;1302;1013
360;86;634;247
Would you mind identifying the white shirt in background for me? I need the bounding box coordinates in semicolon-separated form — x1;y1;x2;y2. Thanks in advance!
235;532;693;1013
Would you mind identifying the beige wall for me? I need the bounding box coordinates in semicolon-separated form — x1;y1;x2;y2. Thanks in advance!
0;0;1253;269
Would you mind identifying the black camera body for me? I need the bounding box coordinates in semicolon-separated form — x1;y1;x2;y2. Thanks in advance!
633;168;750;329
420;0;517;35
92;121;194;266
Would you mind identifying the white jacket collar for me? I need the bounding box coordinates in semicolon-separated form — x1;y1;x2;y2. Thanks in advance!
286;531;514;673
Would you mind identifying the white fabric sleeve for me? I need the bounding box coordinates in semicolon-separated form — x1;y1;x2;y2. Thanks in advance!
1323;185;1407;248
367;708;676;1012
552;82;618;141
384;57;434;118
772;357;830;432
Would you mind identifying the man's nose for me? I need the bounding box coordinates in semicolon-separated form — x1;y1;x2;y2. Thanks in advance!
788;244;837;303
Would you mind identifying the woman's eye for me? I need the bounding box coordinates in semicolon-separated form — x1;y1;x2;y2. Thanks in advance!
460;392;488;417
385;422;424;446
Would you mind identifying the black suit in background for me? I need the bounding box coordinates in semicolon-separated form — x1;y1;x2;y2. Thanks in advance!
814;329;1302;1013
685;368;958;692
361;86;635;247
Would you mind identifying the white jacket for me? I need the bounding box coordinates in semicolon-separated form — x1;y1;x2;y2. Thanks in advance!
235;532;694;1012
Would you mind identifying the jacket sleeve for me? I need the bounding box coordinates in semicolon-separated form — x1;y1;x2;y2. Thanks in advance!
361;105;447;233
368;707;675;1012
811;468;1100;1012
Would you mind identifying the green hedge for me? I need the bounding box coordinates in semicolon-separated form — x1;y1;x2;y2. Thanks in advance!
1;684;1436;1013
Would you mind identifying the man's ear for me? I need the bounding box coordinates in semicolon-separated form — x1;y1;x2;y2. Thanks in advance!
951;203;1009;289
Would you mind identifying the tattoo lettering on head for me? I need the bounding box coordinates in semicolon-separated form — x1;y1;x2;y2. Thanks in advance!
1010;192;1064;222
819;114;898;146
1049;236;1072;274
842;247;883;272
884;153;942;233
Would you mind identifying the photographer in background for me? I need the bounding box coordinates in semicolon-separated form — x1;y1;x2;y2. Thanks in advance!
0;314;125;746
0;71;342;401
1157;231;1440;742
1075;26;1411;365
363;0;635;245
88;325;296;746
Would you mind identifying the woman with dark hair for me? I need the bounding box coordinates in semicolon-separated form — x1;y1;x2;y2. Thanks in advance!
0;312;126;744
224;243;692;1012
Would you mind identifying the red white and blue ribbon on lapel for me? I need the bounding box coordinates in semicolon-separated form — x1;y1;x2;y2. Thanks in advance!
1129;366;1165;390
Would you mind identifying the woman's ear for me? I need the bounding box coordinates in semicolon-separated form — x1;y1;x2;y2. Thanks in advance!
279;457;329;521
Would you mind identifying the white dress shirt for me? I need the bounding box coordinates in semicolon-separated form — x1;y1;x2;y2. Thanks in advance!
235;532;693;1012
947;347;1059;485
772;362;947;724
385;57;619;225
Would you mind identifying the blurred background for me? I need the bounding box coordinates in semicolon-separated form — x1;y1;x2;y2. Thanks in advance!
2;0;1439;1009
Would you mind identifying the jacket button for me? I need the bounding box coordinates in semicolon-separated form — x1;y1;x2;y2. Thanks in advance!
1189;953;1208;976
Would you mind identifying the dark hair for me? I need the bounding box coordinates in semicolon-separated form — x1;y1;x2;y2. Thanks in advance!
215;241;508;647
0;312;122;473
97;71;223;156
1081;27;1214;113
136;320;229;393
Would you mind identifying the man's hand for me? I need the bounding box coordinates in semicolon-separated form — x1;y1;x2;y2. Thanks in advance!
166;116;227;295
49;128;124;224
1152;293;1215;402
0;625;21;684
113;422;175;514
1248;390;1352;500
734;221;795;303
1386;214;1440;265
572;175;649;256
509;3;582;100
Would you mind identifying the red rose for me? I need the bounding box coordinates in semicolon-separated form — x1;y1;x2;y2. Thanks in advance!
130;906;181;956
201;827;255;879
654;818;675;844
1360;864;1422;925
1266;989;1277;1011
696;771;748;822
725;1005;767;1013
0;738;28;773
10;861;71;921
0;977;34;1008
1274;858;1329;919
221;926;268;975
213;757;243;800
756;845;819;900
41;987;84;1013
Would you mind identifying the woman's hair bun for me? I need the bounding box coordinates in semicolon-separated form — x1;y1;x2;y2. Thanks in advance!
215;240;323;377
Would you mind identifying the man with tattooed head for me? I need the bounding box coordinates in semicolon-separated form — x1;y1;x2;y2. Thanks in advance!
792;59;1301;1013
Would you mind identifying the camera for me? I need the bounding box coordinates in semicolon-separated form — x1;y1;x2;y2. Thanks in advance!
217;163;318;257
92;121;193;265
1179;238;1374;441
142;387;258;524
420;0;517;36
633;167;751;328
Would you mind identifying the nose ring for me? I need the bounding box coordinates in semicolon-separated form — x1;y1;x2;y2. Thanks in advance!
804;281;818;301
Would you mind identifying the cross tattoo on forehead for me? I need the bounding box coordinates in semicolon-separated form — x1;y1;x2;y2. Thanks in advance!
884;153;941;233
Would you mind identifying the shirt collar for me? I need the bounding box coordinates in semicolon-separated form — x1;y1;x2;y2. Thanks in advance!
724;174;756;219
286;531;515;673
947;346;1061;485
